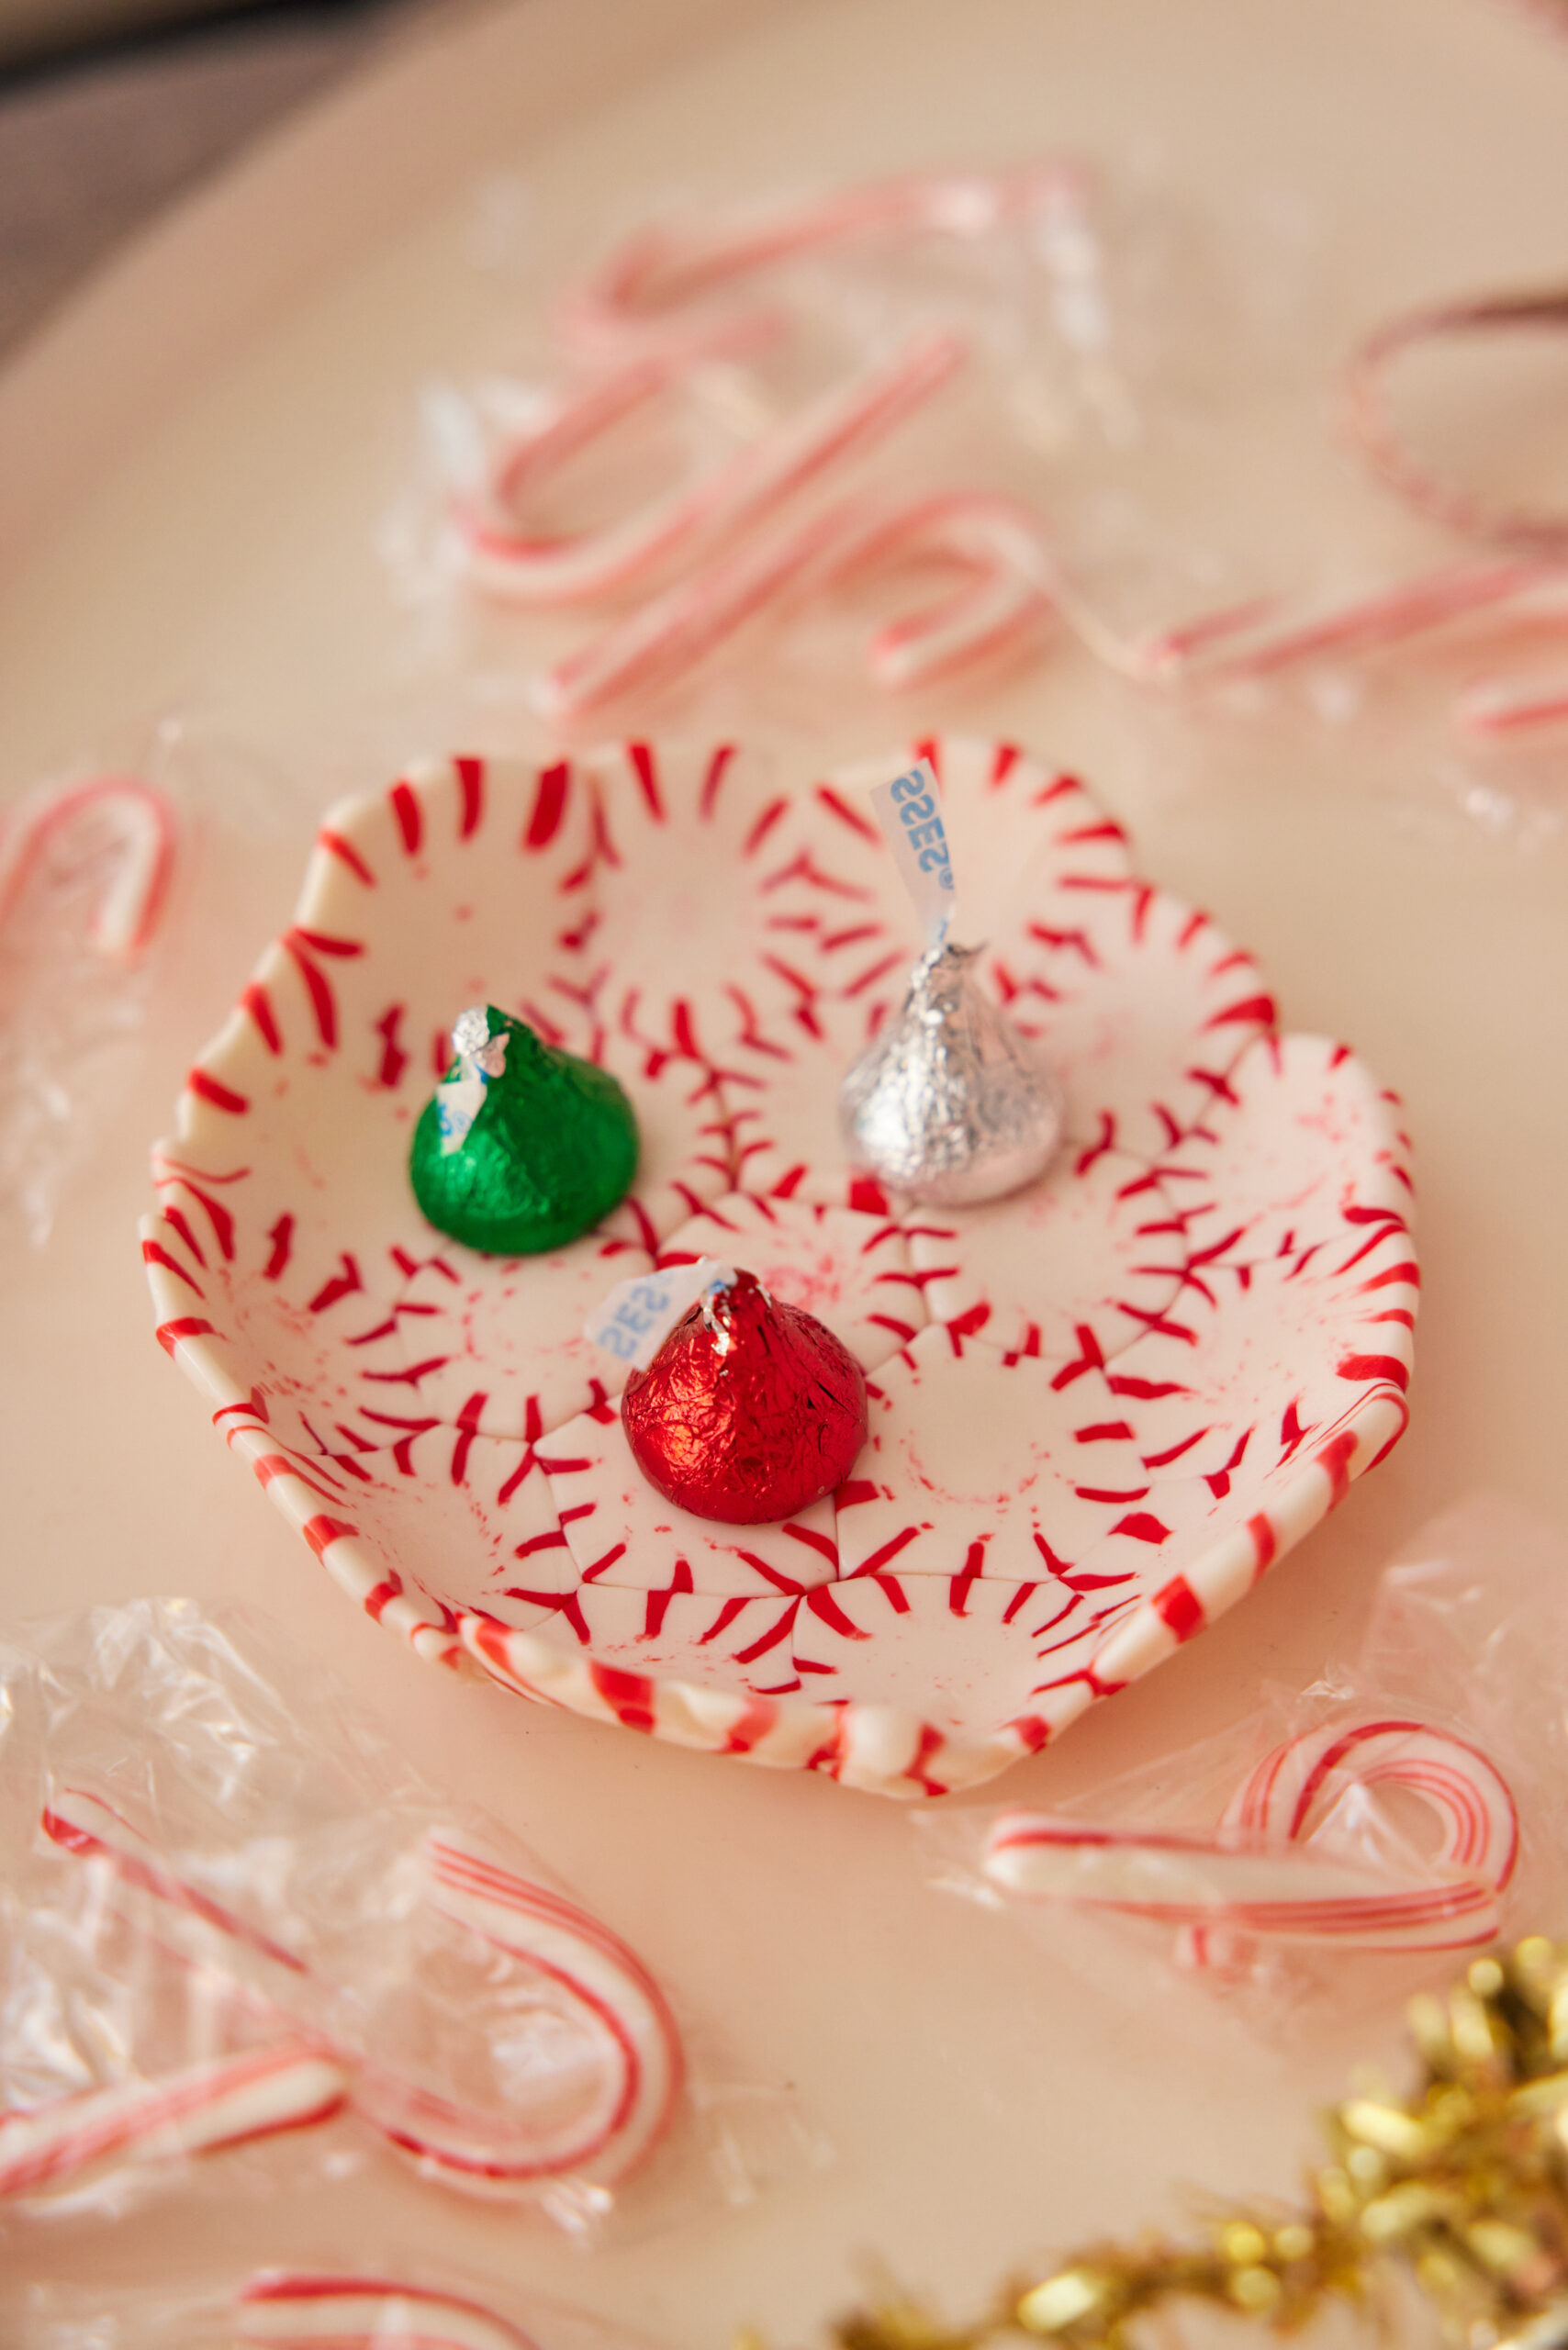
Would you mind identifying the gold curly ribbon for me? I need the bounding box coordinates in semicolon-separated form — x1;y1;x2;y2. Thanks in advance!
785;1939;1568;2350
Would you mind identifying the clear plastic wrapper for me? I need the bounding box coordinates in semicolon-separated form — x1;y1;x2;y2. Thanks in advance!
382;161;1568;837
8;2261;660;2350
924;1495;1568;2028
382;161;1352;738
0;770;181;1248
0;1597;821;2241
0;711;323;1250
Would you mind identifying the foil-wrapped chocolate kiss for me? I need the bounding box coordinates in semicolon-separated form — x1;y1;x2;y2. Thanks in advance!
838;936;1064;1207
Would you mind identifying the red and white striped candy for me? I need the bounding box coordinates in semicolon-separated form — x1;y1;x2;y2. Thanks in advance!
1453;666;1568;737
1130;556;1563;684
858;498;1055;689
470;329;961;610
536;483;1053;720
359;1830;683;2191
534;487;870;719
0;2040;346;2201
1339;285;1568;554
0;774;175;962
235;2272;539;2350
565;162;1083;355
39;1786;683;2195
983;1718;1518;1963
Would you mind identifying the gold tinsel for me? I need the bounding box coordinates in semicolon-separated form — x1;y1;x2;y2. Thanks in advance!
803;1940;1568;2350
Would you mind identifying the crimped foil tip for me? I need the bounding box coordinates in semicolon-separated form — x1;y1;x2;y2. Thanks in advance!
838;938;1064;1206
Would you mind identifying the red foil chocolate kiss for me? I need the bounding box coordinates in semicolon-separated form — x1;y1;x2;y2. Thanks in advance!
621;1268;868;1525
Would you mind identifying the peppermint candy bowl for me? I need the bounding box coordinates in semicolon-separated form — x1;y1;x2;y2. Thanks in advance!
140;737;1417;1799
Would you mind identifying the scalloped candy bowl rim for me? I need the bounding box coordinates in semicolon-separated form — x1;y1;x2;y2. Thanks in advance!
140;737;1416;1799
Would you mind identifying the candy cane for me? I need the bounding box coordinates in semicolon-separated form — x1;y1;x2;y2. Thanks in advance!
42;1788;309;1980
1182;1718;1518;1972
535;487;1055;719
235;2272;539;2350
472;163;1113;711
983;1719;1518;1964
565;162;1085;354
851;495;1057;688
40;1785;683;2195
0;2041;346;2200
1126;556;1567;684
465;329;963;606
1340;285;1568;554
1454;667;1568;737
533;487;867;717
462;330;767;603
359;1830;682;2190
0;775;175;963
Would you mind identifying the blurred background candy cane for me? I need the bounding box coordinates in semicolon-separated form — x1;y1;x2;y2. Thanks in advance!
0;774;176;963
446;163;1095;715
982;1718;1518;1972
465;330;964;608
534;488;1058;720
1341;286;1568;555
563;162;1085;355
0;772;181;1248
452;156;1568;738
1134;287;1568;733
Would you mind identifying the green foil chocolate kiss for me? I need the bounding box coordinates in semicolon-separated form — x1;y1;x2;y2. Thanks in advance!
409;1005;638;1256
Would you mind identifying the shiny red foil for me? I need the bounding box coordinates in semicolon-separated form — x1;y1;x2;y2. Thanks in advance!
622;1269;868;1525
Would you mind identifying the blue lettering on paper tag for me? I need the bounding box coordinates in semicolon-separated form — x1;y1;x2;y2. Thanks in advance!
868;757;958;944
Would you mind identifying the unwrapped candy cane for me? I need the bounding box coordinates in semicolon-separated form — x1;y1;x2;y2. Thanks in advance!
535;487;1056;719
984;1719;1518;1965
1340;285;1568;555
564;162;1084;354
466;330;963;607
32;1786;682;2199
468;163;1091;711
236;2272;539;2350
0;775;176;962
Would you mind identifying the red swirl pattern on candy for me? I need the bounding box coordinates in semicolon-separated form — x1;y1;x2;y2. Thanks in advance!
140;738;1417;1797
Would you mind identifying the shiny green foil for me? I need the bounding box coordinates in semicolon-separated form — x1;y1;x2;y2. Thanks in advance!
409;1008;637;1255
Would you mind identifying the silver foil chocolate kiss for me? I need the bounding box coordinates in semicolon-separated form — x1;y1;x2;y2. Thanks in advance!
838;939;1064;1207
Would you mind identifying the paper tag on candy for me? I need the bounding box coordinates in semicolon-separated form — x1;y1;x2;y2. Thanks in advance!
868;758;958;944
585;1258;736;1370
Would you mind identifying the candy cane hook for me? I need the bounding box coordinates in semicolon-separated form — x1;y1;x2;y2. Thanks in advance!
566;162;1085;354
534;487;1056;720
358;1830;683;2191
1340;286;1568;554
982;1718;1518;1967
0;775;176;964
465;329;963;607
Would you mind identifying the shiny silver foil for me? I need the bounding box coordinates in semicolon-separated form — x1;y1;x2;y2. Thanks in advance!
839;940;1064;1206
